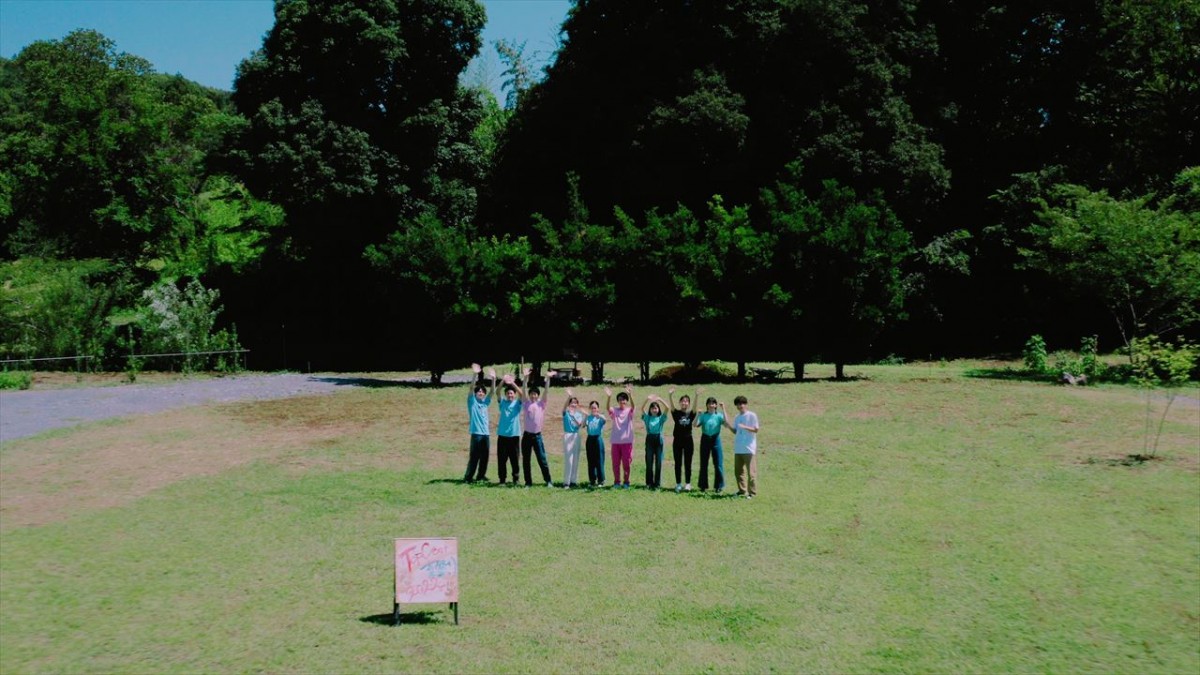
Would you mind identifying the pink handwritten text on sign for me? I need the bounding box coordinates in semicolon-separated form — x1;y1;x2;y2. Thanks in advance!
395;538;459;604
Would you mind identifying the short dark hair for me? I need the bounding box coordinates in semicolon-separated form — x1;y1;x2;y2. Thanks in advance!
733;395;748;406
528;386;541;395
616;392;630;402
706;396;718;406
680;395;691;403
589;400;600;407
503;384;517;393
473;384;487;394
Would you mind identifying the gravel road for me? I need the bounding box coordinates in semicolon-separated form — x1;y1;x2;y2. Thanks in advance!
0;373;468;444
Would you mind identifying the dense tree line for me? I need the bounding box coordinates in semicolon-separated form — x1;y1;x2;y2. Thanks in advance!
1;0;1197;377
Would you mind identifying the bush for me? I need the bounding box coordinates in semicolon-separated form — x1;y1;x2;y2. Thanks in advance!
651;361;737;383
137;279;242;373
1023;334;1048;373
0;369;32;390
0;258;134;369
1130;334;1199;457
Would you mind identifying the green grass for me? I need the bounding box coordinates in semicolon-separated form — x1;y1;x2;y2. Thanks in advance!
2;362;1197;673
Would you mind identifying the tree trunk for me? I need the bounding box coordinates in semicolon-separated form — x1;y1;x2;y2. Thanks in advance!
792;361;805;381
590;361;605;384
835;362;845;380
430;369;444;385
737;361;746;381
639;361;650;382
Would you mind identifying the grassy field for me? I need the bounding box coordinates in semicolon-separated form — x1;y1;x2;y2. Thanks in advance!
1;361;1197;673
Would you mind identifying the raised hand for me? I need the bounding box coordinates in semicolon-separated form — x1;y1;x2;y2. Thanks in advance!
604;387;613;396
566;388;574;397
487;367;497;379
623;383;633;393
471;363;482;373
668;387;675;395
503;373;515;384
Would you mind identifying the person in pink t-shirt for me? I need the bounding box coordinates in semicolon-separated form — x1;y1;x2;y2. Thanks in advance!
605;383;636;488
520;367;556;487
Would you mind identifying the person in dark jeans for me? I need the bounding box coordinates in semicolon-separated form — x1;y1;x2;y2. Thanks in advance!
520;367;555;487
641;395;668;489
696;396;726;492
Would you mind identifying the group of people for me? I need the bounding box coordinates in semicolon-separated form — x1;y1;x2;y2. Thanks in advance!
463;364;762;498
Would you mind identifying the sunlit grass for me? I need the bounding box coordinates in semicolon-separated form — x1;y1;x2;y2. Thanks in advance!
1;362;1197;673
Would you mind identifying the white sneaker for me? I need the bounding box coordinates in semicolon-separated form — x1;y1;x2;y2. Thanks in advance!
684;483;692;492
675;484;683;492
546;481;554;488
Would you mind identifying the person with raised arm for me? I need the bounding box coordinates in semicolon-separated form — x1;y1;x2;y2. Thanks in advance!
561;387;585;488
667;386;699;492
641;394;669;490
696;394;726;493
463;363;496;483
605;383;636;489
584;399;607;487
496;371;524;486
520;367;556;487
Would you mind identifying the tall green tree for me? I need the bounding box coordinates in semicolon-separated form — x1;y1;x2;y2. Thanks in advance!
0;30;240;267
487;0;946;232
1021;168;1200;351
907;0;1200;353
760;166;914;378
228;0;488;368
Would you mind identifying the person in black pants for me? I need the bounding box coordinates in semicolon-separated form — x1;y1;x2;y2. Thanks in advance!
667;387;698;492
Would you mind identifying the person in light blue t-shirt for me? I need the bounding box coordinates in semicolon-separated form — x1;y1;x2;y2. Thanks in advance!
641;394;669;489
561;388;585;488
696;395;726;492
495;373;525;485
463;363;496;482
584;400;607;487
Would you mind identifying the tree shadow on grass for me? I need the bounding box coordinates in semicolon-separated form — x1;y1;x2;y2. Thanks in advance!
309;376;462;389
360;611;444;626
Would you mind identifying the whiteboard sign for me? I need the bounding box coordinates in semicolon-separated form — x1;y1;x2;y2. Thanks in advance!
394;538;459;604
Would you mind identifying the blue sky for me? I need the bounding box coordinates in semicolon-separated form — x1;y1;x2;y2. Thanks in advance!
0;0;571;95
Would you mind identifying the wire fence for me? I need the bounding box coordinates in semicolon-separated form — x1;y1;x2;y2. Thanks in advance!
0;349;250;371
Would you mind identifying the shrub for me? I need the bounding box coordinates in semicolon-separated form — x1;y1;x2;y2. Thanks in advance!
1130;335;1199;457
0;369;32;390
651;361;737;383
0;258;133;369
137;279;242;373
1023;334;1048;373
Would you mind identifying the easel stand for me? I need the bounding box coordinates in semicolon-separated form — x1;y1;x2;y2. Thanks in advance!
393;601;459;626
393;537;460;627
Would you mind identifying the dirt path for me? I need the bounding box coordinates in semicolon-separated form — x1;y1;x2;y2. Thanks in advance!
0;373;463;444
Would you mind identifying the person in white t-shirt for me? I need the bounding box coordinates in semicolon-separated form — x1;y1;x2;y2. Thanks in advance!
724;395;761;498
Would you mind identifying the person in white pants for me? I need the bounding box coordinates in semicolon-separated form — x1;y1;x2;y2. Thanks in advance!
561;388;585;488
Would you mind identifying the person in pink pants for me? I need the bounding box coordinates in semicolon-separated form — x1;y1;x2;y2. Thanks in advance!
605;383;636;488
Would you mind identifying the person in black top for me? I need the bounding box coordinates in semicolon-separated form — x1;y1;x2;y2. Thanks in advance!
667;387;699;492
